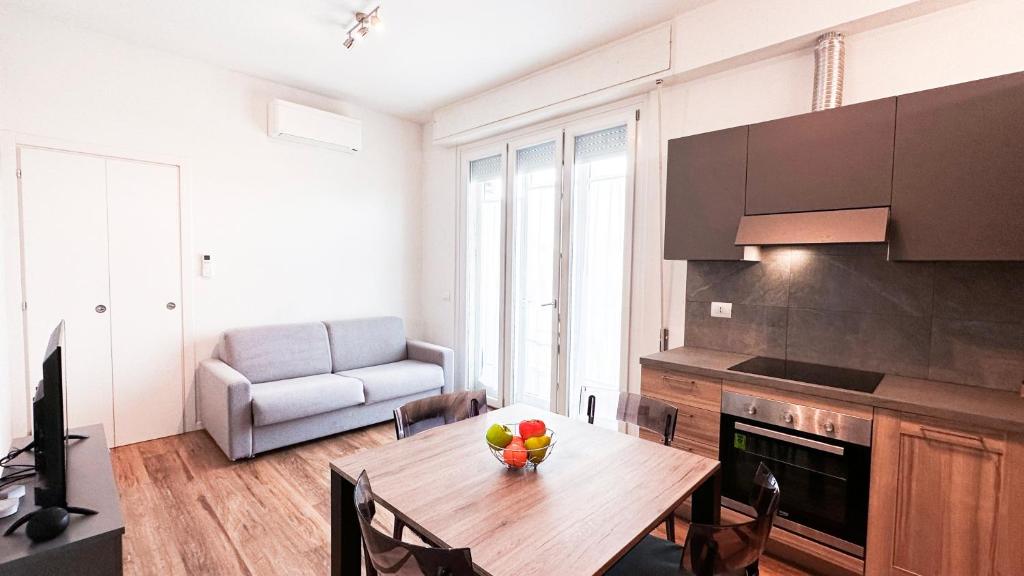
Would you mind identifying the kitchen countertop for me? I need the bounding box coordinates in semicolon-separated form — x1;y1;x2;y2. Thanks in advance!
641;346;1024;433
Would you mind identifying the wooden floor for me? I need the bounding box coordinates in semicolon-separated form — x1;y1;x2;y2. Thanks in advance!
112;423;813;575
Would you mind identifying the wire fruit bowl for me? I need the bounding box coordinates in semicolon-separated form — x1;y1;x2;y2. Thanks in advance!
485;424;556;470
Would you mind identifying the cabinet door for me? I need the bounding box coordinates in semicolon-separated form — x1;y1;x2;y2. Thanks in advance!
745;98;895;215
867;411;1024;575
663;126;747;261
890;72;1024;260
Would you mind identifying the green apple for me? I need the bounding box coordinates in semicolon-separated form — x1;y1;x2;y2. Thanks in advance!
524;434;551;463
485;423;514;448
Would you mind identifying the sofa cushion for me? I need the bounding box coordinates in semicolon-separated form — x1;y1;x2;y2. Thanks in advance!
326;316;407;372
340;360;444;404
221;322;332;384
251;373;365;427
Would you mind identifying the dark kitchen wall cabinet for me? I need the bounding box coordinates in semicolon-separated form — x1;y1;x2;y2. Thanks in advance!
664;126;748;261
889;72;1024;261
745;98;897;215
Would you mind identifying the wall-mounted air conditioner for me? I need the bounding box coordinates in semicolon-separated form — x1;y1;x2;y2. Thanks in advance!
268;99;361;152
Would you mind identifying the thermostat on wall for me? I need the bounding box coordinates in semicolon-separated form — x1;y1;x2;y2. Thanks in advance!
201;254;214;278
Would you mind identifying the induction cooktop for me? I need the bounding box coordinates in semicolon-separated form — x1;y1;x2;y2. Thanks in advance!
727;356;884;394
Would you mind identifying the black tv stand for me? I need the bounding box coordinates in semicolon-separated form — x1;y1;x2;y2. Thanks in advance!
4;433;88;461
2;505;98;538
0;425;123;575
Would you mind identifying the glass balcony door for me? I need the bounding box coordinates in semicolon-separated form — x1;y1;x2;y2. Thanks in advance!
461;109;636;415
561;119;634;419
508;133;563;411
464;149;506;406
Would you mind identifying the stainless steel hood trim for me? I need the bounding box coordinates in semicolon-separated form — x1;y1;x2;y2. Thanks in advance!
734;206;889;246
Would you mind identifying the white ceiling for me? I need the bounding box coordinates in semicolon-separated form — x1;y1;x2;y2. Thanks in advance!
4;0;706;121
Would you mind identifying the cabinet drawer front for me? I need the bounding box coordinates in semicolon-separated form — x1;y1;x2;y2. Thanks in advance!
899;415;1006;455
675;404;720;446
642;368;722;412
639;429;719;460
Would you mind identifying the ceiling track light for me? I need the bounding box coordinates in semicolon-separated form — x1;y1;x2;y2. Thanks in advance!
344;5;382;50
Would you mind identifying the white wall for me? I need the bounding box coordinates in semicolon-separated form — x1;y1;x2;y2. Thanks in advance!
0;7;424;444
419;124;458;349
420;0;1024;392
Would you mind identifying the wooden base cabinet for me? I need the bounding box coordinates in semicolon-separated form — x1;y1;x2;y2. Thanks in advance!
866;410;1024;575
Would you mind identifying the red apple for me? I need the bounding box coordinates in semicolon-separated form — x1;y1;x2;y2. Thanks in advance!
518;419;547;440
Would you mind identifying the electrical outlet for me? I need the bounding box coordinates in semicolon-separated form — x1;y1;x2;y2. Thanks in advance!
711;302;732;318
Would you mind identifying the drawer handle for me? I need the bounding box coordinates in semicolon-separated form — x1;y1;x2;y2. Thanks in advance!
661;375;698;390
919;426;989;452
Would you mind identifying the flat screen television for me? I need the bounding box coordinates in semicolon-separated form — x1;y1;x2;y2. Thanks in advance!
33;321;69;508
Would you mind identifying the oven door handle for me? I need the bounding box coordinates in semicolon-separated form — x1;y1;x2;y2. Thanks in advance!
735;422;845;456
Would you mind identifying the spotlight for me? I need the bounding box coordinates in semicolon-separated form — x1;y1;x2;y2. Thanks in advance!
344;5;382;51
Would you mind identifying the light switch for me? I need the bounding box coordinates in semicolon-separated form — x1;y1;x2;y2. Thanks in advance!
711;302;732;318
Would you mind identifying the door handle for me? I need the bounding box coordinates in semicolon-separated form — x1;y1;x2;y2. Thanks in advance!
166;302;177;310
540;300;557;308
95;305;107;314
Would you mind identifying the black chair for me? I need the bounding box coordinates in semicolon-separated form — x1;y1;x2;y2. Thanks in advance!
581;386;679;540
354;470;475;576
391;390;487;540
393;389;487;440
606;463;781;576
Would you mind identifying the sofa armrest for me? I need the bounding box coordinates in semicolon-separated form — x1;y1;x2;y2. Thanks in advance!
407;340;455;394
198;358;254;460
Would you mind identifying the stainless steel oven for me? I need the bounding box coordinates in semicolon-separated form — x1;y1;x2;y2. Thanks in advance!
719;391;872;557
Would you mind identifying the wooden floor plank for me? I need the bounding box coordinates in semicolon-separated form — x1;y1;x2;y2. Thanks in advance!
112;423;812;575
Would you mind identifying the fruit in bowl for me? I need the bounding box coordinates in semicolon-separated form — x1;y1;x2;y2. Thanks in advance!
518;419;546;440
486;419;556;470
524;434;551;463
485;423;514;448
503;437;528;469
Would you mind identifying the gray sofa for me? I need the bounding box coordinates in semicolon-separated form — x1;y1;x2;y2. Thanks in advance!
198;316;453;460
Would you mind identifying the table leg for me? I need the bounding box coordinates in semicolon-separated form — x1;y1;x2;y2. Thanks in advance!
691;468;722;525
332;469;361;576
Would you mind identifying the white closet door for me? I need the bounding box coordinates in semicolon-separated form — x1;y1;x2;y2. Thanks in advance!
19;147;116;442
106;158;184;446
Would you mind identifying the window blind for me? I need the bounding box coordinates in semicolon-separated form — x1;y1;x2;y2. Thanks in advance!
575;124;627;162
516;141;556;173
469;154;503;182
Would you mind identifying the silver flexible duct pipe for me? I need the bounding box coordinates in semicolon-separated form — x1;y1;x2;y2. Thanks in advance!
812;32;845;111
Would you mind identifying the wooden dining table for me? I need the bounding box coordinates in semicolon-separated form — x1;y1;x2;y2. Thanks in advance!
330;403;721;576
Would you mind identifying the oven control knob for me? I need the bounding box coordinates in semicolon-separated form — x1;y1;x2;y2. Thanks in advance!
783;413;794;424
825;422;835;434
746;405;757;416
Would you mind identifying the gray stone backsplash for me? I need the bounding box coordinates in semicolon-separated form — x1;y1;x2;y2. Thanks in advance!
684;246;1024;392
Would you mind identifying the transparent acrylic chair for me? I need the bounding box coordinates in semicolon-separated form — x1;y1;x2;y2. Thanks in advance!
607;463;782;576
580;385;679;539
393;389;488;440
391;389;487;539
354;470;475;576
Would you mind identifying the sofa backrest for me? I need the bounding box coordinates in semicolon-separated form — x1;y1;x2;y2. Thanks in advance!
220;322;332;384
325;316;407;372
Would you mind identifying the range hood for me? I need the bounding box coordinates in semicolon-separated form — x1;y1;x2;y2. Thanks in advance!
735;207;889;246
734;34;889;248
